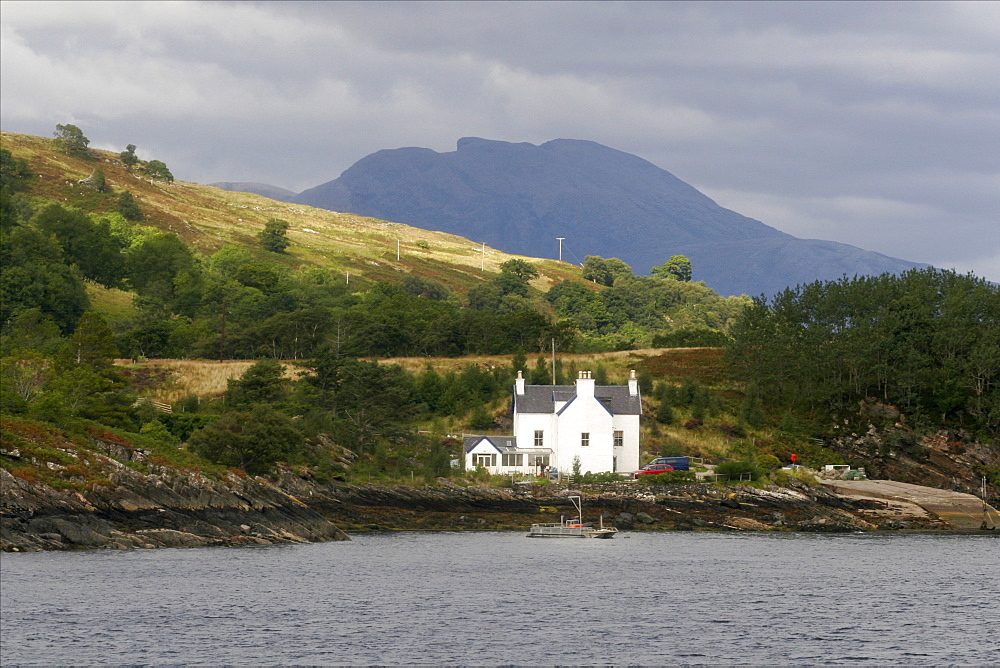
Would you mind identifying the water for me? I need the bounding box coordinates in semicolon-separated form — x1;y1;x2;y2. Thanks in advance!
1;532;997;665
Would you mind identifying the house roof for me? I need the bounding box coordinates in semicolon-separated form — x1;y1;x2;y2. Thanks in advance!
515;384;641;416
463;435;518;453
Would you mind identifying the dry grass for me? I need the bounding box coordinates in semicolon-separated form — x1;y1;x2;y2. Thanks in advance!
86;283;139;321
122;348;725;404
378;348;690;377
3;131;584;294
118;359;304;403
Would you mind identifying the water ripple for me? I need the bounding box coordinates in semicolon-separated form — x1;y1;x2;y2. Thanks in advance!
2;532;998;665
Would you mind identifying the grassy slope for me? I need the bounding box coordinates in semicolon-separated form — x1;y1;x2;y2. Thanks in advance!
2;131;583;296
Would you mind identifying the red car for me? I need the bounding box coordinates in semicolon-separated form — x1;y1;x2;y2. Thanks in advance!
633;463;675;479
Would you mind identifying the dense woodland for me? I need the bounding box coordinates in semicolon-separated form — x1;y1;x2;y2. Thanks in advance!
727;270;1000;436
2;131;998;486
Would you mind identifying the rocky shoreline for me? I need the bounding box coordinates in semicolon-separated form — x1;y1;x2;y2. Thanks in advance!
4;455;958;552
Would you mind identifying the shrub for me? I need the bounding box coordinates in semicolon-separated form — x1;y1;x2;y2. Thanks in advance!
716;422;745;438
116;191;143;221
770;467;818;487
656;402;674;425
757;454;783;471
715;460;763;481
657;439;686;457
468;405;494;431
683;418;703;430
643;470;697;484
577;471;623;483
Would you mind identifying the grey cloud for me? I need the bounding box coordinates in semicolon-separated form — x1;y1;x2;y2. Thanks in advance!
1;0;997;281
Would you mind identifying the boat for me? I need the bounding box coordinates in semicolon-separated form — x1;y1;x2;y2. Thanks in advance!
526;495;618;538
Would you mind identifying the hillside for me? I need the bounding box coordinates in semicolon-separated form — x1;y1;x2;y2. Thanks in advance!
0;132;581;295
283;137;925;297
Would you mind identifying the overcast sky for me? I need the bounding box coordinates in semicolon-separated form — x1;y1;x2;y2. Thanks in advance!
3;1;998;280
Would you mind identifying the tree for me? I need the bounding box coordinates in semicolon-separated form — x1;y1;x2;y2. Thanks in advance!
116;191;143;221
53;124;91;157
498;259;538;283
120;144;139;171
656;401;675;425
0;225;89;333
125;231;196;298
651;255;692;282
0;308;64;357
258;218;290;253
0;149;32;194
582;255;632;286
33;203;126;288
143;160;174;182
61;312;118;370
226;359;288;407
189;405;304;475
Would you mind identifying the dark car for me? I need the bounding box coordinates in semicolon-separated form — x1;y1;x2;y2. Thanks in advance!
633;463;675;479
649;456;690;471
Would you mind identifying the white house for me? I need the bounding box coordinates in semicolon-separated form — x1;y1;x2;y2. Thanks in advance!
463;370;642;476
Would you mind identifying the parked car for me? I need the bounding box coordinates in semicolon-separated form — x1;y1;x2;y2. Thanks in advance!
633;463;675;479
649;456;690;470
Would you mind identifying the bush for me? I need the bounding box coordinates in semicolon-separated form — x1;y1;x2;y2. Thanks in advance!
116;191;143;221
468;405;494;431
656;402;674;425
715;460;763;481
656;439;686;457
770;467;818;487
716;422;745;438
757;454;783;471
642;470;697;484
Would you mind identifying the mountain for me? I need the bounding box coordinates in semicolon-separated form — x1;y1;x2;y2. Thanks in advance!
208;181;298;201
293;138;924;296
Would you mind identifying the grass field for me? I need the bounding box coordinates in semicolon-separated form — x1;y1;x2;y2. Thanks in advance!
120;348;726;403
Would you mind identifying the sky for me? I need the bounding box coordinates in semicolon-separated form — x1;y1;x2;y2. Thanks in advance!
2;1;998;281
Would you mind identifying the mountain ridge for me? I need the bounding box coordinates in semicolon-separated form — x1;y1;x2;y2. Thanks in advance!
217;137;925;296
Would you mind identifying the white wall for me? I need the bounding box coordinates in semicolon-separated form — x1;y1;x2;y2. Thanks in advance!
554;395;614;474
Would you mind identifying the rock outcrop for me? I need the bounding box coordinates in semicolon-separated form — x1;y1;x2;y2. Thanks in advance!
1;460;349;552
1;427;965;553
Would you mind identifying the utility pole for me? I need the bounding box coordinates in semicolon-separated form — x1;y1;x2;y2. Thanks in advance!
397;238;400;261
481;242;486;271
551;337;556;385
556;237;565;262
219;300;227;363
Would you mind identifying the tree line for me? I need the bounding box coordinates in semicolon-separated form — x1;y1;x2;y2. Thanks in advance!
726;268;1000;435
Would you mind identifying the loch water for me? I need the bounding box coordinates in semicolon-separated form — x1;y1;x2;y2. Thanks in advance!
1;532;998;666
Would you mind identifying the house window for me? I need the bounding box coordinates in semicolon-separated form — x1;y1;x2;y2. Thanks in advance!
534;430;544;447
473;453;496;468
502;454;523;467
581;432;590;447
614;430;624;447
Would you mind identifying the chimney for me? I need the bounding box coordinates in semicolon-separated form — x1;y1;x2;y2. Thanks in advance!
515;370;525;395
577;370;595;398
628;369;638;396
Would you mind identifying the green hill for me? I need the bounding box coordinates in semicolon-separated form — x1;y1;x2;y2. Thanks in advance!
1;131;581;295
